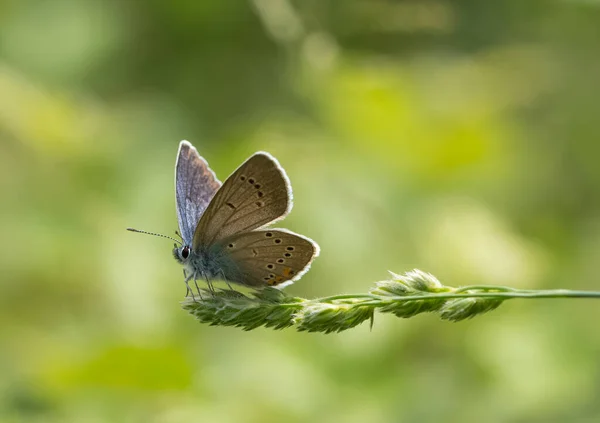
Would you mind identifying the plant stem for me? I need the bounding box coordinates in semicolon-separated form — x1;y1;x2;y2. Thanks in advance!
181;269;600;333
324;289;600;305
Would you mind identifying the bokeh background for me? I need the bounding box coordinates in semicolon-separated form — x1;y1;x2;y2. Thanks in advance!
2;1;600;422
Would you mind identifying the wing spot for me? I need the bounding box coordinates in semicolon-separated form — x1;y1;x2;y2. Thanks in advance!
286;246;295;251
252;249;258;257
254;184;261;189
240;175;246;181
256;201;264;207
265;232;273;237
226;202;236;209
257;191;264;198
277;258;285;264
274;239;282;244
269;273;275;278
228;243;234;248
248;178;255;184
267;264;274;269
284;253;292;258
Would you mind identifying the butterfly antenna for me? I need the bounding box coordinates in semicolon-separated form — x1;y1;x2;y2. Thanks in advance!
127;228;182;245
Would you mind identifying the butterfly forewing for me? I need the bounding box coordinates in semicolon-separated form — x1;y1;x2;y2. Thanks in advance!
175;141;221;245
192;152;291;249
219;229;319;287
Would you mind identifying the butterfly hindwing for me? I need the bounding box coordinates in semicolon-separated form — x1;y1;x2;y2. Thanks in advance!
175;141;221;245
217;229;319;288
192;152;291;249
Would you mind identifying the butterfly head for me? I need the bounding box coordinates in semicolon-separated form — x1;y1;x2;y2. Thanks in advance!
173;244;192;264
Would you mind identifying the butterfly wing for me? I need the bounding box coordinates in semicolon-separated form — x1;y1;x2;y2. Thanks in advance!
175;141;221;245
192;152;291;250
216;229;319;288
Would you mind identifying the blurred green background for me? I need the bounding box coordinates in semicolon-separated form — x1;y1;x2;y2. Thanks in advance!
2;0;600;422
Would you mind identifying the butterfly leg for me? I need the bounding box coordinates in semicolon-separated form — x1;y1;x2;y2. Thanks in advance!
183;269;191;297
219;270;234;291
193;274;203;297
184;271;197;302
192;272;204;300
204;274;216;296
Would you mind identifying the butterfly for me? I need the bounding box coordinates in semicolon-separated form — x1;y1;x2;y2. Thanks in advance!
129;141;319;297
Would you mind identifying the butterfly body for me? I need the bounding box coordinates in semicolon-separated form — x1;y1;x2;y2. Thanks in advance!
174;243;240;283
170;141;318;292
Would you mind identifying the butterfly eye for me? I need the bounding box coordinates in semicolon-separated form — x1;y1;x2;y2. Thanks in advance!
181;246;191;260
